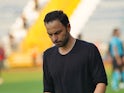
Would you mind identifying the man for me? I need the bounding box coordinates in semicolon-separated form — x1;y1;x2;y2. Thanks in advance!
109;28;124;90
43;10;107;93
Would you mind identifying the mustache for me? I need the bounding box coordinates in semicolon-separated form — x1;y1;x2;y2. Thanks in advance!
53;41;61;44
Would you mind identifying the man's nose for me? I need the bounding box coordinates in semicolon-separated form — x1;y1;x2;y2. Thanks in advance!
52;34;58;42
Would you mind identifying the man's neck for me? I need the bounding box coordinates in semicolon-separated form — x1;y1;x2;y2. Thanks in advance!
58;37;76;55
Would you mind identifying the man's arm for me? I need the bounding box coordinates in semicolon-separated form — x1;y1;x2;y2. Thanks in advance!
44;92;51;93
114;46;122;65
94;83;106;93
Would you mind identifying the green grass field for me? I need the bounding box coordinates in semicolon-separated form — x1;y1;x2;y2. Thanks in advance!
0;68;43;93
106;70;124;93
0;67;124;93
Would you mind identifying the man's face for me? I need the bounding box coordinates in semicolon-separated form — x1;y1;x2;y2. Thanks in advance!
45;20;70;47
116;30;120;37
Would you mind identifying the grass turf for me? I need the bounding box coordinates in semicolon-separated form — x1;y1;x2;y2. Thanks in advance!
106;70;124;93
0;67;43;93
0;67;124;93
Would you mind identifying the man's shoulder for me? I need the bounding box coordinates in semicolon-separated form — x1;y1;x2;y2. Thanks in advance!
76;39;99;54
44;46;56;55
110;37;120;44
77;39;95;48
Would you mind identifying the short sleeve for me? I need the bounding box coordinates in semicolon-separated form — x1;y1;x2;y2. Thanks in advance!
89;44;108;85
43;53;54;92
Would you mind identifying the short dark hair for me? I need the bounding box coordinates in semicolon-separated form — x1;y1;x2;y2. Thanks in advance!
44;10;69;27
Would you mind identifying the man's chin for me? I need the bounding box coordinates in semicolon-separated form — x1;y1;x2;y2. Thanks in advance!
54;41;67;47
55;43;63;47
55;44;62;47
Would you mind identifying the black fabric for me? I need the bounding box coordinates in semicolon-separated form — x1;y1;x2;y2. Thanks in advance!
43;39;107;93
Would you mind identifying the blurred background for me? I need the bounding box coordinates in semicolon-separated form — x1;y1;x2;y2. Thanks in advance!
0;0;124;93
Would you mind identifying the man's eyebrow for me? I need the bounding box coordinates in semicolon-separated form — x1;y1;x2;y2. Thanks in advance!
48;30;62;35
55;30;62;33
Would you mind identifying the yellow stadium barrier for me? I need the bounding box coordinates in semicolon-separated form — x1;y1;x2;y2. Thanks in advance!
8;0;81;67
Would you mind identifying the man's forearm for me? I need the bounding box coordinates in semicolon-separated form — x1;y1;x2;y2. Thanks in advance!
44;92;51;93
94;83;106;93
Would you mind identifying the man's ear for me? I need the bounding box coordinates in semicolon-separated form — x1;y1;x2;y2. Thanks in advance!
67;23;71;32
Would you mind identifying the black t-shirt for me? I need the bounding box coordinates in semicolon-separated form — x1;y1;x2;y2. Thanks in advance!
43;39;107;93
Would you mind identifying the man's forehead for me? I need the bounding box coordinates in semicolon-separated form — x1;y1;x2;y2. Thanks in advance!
45;20;64;30
45;20;61;25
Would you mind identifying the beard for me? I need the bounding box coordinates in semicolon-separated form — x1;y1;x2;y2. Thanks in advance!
55;30;69;47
